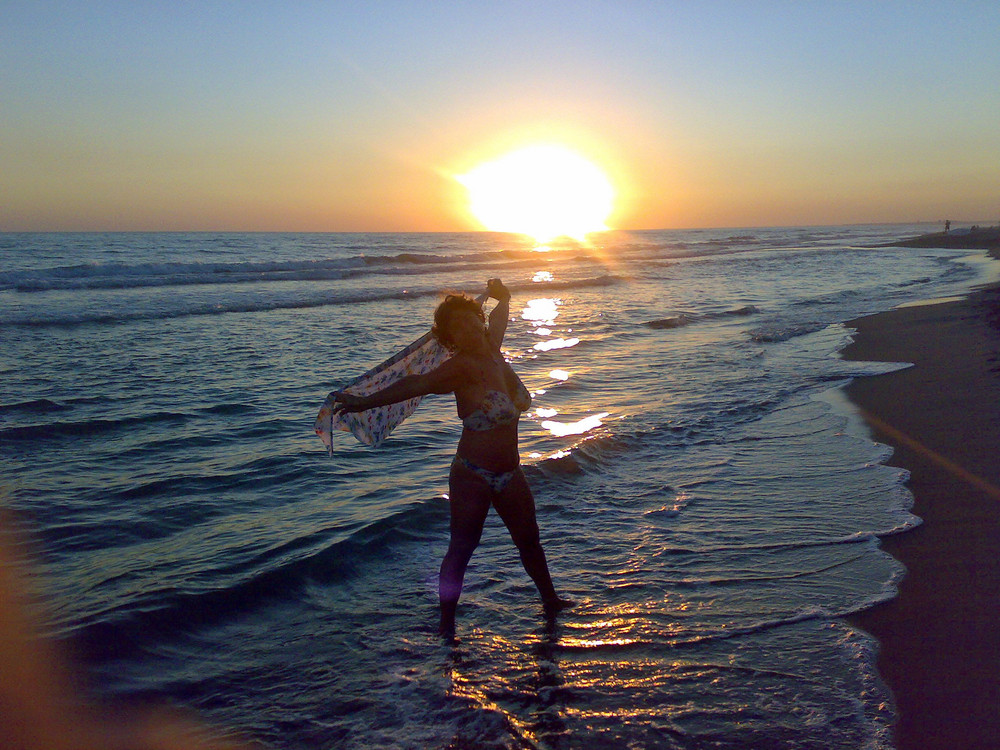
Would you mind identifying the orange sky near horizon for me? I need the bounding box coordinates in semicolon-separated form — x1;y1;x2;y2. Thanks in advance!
2;3;999;233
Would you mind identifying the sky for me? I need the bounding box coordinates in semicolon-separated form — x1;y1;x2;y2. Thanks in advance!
2;1;999;232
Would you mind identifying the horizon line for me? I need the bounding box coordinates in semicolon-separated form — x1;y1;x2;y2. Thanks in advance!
0;220;978;235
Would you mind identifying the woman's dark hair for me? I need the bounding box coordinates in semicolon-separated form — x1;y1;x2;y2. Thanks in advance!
432;294;485;350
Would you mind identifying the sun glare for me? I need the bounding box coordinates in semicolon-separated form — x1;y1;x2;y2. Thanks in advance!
457;145;615;242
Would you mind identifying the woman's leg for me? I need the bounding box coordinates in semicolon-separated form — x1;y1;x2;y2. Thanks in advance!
492;469;570;613
439;461;492;638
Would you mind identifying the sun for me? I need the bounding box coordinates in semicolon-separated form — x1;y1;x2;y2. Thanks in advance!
457;144;615;242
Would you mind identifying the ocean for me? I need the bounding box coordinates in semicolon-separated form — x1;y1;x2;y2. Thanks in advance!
1;226;993;749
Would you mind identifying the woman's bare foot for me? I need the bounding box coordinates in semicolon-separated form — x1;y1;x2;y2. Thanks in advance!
543;596;575;618
438;625;458;644
439;603;458;643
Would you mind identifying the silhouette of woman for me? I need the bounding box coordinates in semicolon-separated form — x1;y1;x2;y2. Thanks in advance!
333;279;572;638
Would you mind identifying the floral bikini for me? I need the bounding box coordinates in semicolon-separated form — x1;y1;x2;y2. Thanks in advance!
461;389;528;432
453;383;531;493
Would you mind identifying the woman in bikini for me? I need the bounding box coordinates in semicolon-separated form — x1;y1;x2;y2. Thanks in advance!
332;278;571;638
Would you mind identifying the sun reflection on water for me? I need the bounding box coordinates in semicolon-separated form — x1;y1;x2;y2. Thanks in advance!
522;297;560;325
560;636;640;649
533;337;580;352
542;412;610;437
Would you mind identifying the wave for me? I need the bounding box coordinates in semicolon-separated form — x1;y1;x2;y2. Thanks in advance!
654;529;916;559
0;275;623;328
556;609;839;655
0;403;259;444
1;257;360;292
64;496;447;661
747;322;828;343
0;398;70;414
1;245;603;293
644;314;696;330
0;229;811;295
556;580;903;656
643;305;760;330
1;411;191;443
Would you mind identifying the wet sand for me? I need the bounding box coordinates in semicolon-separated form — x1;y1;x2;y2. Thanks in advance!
842;259;1000;749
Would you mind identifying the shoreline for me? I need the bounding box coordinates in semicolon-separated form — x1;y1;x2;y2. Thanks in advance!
880;225;1000;250
841;251;1000;749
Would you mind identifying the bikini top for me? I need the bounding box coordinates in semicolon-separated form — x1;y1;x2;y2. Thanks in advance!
462;383;531;432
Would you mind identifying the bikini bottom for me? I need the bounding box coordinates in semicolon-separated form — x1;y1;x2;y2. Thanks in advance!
453;455;519;495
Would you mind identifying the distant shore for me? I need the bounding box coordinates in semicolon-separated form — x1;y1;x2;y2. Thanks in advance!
842;247;1000;749
880;224;1000;249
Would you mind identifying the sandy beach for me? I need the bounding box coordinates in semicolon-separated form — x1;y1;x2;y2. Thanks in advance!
843;252;1000;749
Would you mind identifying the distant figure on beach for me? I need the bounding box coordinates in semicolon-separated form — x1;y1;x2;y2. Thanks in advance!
331;278;572;639
945;219;951;233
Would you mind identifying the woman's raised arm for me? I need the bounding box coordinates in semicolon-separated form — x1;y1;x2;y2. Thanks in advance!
486;278;511;350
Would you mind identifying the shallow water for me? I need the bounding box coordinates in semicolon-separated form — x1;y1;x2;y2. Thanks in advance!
1;226;990;748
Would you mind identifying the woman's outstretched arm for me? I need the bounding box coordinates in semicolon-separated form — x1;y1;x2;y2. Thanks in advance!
331;357;465;413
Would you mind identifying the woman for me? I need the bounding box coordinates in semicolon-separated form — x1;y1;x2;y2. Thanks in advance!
333;278;571;638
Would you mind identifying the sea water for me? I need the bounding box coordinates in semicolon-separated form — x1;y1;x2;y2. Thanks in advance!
0;226;991;749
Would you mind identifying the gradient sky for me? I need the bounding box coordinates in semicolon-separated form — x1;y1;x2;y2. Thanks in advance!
2;1;999;231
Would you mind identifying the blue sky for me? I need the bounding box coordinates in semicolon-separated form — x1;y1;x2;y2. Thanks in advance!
2;1;998;230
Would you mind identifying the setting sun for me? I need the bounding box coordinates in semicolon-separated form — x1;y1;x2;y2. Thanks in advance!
457;145;615;242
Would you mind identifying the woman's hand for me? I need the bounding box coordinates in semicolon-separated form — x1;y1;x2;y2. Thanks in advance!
329;390;368;414
487;278;511;302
